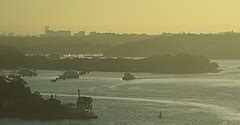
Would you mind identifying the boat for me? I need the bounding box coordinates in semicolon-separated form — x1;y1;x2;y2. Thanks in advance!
0;76;98;119
79;71;90;76
159;111;162;118
51;79;57;82
7;72;23;79
16;68;37;77
122;72;135;80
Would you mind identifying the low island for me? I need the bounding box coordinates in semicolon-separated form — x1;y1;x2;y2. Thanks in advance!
0;45;221;74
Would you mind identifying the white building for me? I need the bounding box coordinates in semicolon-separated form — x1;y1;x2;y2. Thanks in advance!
41;26;71;37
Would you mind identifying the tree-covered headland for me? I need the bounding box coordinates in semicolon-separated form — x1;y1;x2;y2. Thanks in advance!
0;45;221;74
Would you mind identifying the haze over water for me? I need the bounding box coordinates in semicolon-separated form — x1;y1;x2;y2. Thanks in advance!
2;0;240;124
1;60;240;125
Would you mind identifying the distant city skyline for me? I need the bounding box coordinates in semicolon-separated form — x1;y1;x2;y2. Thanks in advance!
2;0;240;35
1;25;240;36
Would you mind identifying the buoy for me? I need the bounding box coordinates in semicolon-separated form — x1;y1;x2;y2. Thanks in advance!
159;112;162;118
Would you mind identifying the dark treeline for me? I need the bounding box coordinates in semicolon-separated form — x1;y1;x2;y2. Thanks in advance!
0;76;45;118
0;45;25;68
105;32;240;59
0;33;154;54
0;76;97;119
1;31;240;59
0;45;220;74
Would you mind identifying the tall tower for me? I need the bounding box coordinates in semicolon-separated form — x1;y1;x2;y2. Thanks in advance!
45;26;49;34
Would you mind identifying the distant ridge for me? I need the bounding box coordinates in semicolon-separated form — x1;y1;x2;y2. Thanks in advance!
104;32;240;59
1;32;240;59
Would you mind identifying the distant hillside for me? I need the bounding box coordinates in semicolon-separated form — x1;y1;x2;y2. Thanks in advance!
0;33;154;54
104;32;240;59
2;32;240;59
0;45;25;68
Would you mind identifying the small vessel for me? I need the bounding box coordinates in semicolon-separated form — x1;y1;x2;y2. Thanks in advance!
122;72;135;80
51;79;57;82
78;71;90;76
16;68;37;77
159;111;162;118
7;73;23;79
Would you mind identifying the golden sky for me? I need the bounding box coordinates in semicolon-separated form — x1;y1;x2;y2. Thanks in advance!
1;0;240;34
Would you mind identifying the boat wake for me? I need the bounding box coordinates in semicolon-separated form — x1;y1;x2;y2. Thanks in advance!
42;93;240;121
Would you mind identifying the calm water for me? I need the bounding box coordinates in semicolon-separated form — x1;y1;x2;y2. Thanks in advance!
1;60;240;125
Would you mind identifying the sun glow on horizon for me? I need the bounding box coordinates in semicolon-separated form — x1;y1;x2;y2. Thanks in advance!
1;0;240;34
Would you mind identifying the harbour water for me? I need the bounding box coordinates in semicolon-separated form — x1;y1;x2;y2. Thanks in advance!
1;60;240;125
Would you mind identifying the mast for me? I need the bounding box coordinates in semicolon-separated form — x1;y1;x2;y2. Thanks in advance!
78;89;80;97
54;93;57;99
76;89;81;108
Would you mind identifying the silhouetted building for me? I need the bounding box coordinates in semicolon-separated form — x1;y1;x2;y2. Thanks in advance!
7;32;14;37
45;26;50;34
89;31;97;35
41;26;71;37
74;31;85;37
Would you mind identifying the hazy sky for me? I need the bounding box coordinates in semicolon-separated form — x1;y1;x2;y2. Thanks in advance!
1;0;240;34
